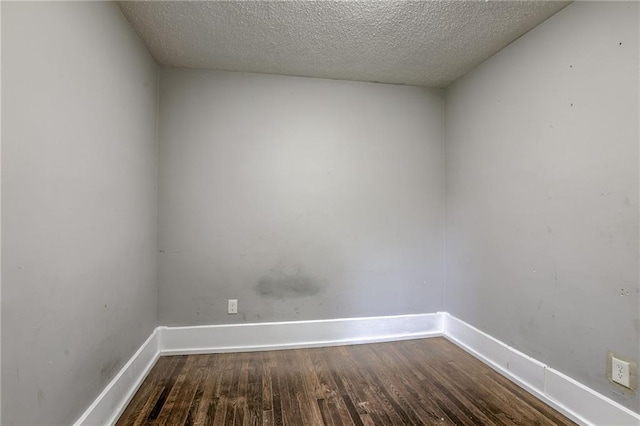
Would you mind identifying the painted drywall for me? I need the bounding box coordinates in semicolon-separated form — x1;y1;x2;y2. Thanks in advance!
1;2;158;425
445;1;639;413
158;69;444;326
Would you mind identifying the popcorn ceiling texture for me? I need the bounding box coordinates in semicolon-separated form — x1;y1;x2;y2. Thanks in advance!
118;1;569;88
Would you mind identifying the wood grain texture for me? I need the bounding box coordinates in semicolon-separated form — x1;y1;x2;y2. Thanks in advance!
116;337;576;425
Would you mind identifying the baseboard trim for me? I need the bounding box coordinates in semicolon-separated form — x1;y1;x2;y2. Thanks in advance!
73;329;160;426
74;312;640;426
159;312;445;355
443;313;640;426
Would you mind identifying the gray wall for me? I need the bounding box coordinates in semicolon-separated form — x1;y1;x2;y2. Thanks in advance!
158;69;445;325
1;2;158;425
445;1;639;412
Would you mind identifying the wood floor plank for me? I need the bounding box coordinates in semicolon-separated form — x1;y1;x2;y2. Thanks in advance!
260;352;274;411
385;343;483;425
322;347;373;426
432;338;570;426
146;356;188;424
402;340;511;425
118;357;180;426
368;344;450;424
245;355;263;426
264;352;284;426
156;356;198;426
293;350;325;425
223;352;243;426
317;398;333;426
233;353;249;426
190;355;221;426
116;337;577;426
315;348;355;426
324;346;384;426
276;349;305;426
211;354;237;426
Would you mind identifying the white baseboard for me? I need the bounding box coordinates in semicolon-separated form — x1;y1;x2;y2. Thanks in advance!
159;312;444;355
444;313;640;426
74;312;640;426
73;329;160;426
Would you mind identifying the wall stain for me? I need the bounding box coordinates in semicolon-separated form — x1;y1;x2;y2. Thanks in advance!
100;358;121;380
37;390;45;406
254;263;321;299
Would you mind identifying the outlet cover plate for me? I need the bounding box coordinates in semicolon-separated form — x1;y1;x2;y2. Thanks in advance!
607;350;637;391
228;299;238;315
612;357;631;387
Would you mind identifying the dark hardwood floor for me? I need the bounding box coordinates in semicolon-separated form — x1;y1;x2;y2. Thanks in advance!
116;337;576;425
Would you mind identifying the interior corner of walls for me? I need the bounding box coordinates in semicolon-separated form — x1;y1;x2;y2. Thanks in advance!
155;325;167;351
3;3;166;424
436;312;446;334
73;329;161;426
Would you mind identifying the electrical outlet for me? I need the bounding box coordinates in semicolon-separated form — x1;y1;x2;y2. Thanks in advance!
612;357;631;387
607;351;637;390
227;299;238;315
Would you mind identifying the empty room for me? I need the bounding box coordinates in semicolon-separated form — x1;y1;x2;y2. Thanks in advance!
2;1;639;425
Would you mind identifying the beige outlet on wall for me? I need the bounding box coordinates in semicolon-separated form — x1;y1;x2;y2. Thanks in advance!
228;299;238;315
607;351;637;391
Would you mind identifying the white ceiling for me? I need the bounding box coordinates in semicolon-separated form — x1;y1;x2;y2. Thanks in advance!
118;1;570;88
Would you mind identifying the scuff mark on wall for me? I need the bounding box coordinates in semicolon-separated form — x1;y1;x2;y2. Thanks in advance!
254;262;322;299
100;358;121;381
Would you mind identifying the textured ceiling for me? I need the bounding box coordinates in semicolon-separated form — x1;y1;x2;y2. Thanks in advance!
118;1;570;88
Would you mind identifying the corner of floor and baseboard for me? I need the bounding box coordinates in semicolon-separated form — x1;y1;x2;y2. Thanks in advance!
73;312;640;426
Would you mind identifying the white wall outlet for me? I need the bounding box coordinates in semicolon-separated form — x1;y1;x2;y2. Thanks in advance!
612;357;631;387
607;350;637;390
227;299;238;315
